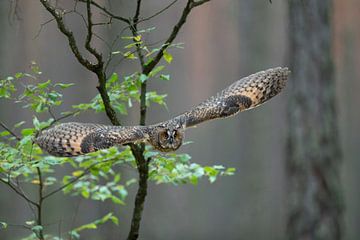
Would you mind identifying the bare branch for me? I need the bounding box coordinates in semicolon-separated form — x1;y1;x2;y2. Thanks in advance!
143;0;211;75
34;18;56;39
191;0;211;7
39;0;96;71
40;0;121;126
0;177;38;207
77;0;130;24
85;0;103;63
139;0;178;24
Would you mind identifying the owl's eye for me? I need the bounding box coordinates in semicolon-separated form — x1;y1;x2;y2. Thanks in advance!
160;131;168;140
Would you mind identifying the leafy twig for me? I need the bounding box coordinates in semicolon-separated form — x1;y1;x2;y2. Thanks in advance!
42;159;115;200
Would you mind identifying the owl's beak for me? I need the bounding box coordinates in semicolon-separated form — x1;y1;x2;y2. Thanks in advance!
168;136;174;144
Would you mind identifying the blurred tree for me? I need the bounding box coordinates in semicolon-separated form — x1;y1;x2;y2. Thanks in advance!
286;0;343;240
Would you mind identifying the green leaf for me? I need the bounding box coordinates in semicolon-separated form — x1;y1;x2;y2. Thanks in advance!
74;223;97;232
149;65;164;78
37;80;51;89
21;128;35;136
123;51;137;59
14;121;26;128
107;73;118;84
124;42;142;49
189;176;198;185
0;131;10;137
137;27;156;33
163;50;173;63
160;74;170;81
134;35;142;42
32;116;41;129
69;231;80;240
31;225;44;239
55;83;75;89
99;213;119;225
30;62;42;75
81;189;90;199
111;51;122;55
15;72;24;78
110;196;125;205
0;222;7;229
139;74;148;83
209;176;217;183
25;220;35;226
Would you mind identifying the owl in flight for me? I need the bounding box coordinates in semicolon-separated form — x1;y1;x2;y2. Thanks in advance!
36;67;289;157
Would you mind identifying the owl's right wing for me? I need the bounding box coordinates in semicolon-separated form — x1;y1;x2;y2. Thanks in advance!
175;67;290;128
35;122;148;157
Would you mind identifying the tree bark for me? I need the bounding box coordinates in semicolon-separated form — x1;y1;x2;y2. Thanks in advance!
286;1;343;240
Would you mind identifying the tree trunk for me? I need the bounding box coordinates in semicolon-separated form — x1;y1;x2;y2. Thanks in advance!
286;1;343;240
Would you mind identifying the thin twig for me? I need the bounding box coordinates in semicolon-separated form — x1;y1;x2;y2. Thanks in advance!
39;0;96;71
85;0;103;63
16;176;37;218
138;0;179;24
42;159;115;200
142;0;211;76
77;0;130;24
34;17;56;39
0;121;21;141
0;178;38;206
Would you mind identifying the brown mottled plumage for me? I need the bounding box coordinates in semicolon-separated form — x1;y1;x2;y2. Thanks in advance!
36;67;290;157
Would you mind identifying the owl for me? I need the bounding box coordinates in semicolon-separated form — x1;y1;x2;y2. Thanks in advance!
36;67;290;157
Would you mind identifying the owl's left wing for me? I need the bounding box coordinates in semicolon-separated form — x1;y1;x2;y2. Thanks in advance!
35;122;148;157
174;67;290;128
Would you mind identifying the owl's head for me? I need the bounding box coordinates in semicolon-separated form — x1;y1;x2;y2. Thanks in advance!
149;121;184;152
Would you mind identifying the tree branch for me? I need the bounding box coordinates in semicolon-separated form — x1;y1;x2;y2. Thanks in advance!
39;0;96;71
129;0;147;125
0;177;38;207
138;0;178;24
125;2;151;239
85;0;103;63
127;1;211;239
0;121;21;141
77;0;130;24
36;167;45;240
127;145;149;240
40;0;121;126
142;0;210;75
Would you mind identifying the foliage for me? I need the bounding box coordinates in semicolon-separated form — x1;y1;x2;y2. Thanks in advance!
0;61;235;239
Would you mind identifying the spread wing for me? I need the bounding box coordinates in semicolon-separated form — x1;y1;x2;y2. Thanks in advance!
174;67;290;128
35;122;148;157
